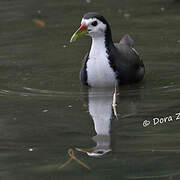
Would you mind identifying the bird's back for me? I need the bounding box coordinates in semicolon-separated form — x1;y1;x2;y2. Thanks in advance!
110;35;145;84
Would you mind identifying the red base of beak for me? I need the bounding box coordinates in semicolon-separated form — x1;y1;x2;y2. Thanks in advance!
78;23;87;32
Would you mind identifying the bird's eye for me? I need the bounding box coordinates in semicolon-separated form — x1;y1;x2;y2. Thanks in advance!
91;21;97;26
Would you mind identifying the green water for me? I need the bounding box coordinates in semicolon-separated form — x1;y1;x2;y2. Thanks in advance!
0;0;180;179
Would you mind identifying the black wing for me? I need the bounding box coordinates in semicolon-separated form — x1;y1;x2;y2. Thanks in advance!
111;35;145;84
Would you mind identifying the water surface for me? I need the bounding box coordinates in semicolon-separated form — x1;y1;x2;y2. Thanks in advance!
0;0;180;179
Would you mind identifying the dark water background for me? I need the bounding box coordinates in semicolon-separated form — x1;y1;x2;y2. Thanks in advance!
0;0;180;179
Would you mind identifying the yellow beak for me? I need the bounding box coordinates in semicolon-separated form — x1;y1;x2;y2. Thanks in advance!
70;23;88;43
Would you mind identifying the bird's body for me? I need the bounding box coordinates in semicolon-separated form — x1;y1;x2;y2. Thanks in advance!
86;36;116;87
71;12;145;87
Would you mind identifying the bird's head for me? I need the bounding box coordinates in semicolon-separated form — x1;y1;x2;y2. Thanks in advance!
70;12;111;42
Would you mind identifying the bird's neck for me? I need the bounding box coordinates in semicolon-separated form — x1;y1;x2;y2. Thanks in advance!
104;25;114;51
89;36;114;58
89;30;114;58
89;36;107;58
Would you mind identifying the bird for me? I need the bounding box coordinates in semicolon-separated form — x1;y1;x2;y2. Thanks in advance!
70;12;145;87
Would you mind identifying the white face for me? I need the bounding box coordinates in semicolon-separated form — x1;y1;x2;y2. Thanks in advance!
81;18;107;38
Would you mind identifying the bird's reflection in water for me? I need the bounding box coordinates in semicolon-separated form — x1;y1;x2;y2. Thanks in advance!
78;87;114;157
77;86;143;157
88;88;114;157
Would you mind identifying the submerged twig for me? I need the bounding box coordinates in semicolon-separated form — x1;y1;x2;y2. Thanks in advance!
58;148;90;170
112;83;118;120
32;18;45;27
72;155;91;170
58;158;72;170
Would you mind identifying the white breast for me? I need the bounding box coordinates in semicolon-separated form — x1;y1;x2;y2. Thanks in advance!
87;37;116;87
